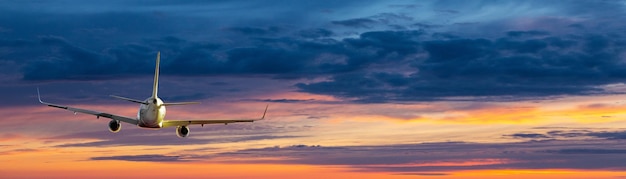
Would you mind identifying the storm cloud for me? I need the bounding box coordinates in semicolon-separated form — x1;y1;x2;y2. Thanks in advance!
2;1;626;103
298;32;626;102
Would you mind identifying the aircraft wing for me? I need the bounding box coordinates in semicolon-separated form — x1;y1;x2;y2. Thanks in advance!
161;119;256;128
38;89;139;125
160;105;268;128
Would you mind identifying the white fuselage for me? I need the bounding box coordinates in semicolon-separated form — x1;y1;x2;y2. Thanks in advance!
137;97;166;128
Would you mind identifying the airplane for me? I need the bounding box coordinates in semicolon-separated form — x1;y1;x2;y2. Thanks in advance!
37;52;267;138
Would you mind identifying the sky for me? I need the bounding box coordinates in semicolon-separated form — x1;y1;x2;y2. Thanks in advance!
3;0;626;178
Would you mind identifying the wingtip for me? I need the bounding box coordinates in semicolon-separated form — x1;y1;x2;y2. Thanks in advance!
261;104;268;120
36;87;43;103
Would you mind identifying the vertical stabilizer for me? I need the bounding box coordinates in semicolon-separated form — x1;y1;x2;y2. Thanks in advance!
152;51;160;98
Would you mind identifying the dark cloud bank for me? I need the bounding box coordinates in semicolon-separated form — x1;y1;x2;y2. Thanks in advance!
3;0;626;103
17;29;626;102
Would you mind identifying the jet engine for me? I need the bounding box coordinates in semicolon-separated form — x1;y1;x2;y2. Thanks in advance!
108;120;121;133
176;126;190;138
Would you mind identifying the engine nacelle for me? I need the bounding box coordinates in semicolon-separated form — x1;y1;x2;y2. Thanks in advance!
176;126;190;138
108;120;121;133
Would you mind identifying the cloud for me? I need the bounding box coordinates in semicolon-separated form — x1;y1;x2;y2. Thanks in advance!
548;149;626;154
505;133;550;139
504;129;626;142
298;30;626;102
22;36;118;80
19;28;425;81
298;28;334;38
5;0;626;104
14;27;626;103
394;172;449;176
225;47;310;74
0;148;43;155
91;154;184;162
506;30;550;38
160;93;212;102
332;18;377;28
205;139;626;173
255;99;316;103
227;26;282;36
587;131;626;140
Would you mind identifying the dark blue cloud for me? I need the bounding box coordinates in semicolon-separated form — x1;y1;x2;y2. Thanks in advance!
506;30;550;38
332;18;377;28
225;47;309;74
298;28;334;39
17;28;426;81
4;0;626;103
21;36;156;80
346;30;423;55
298;31;626;102
13;28;626;103
227;26;282;36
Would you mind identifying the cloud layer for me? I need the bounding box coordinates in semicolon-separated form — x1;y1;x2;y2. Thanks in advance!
3;1;626;103
90;136;626;173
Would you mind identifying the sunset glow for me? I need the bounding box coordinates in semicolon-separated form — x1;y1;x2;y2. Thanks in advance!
3;1;626;178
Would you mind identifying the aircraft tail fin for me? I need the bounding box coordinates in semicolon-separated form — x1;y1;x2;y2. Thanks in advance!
152;51;160;98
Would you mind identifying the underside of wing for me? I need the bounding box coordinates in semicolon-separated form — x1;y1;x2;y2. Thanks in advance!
161;105;268;128
161;119;255;128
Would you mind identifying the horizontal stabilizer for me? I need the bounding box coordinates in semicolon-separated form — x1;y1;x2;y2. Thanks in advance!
162;101;200;106
110;95;147;105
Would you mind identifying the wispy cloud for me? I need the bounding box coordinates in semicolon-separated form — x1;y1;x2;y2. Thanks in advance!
504;129;626;141
202;139;626;173
91;154;184;162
